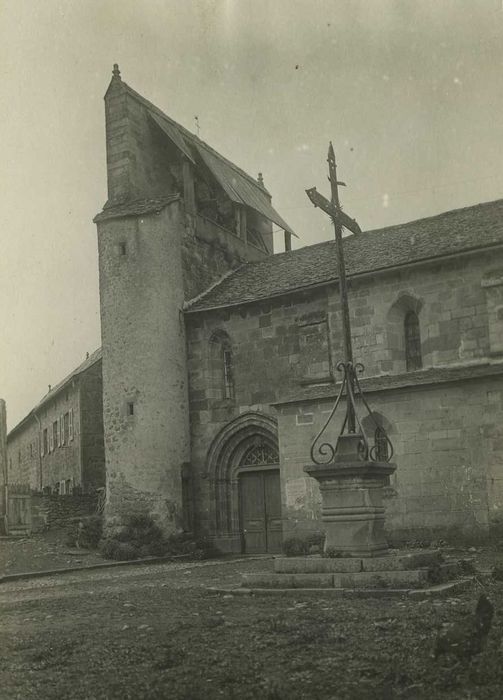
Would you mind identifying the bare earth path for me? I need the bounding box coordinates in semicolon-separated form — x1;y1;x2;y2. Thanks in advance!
1;557;503;699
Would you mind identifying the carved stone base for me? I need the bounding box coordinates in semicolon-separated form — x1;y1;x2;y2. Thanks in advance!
304;461;396;557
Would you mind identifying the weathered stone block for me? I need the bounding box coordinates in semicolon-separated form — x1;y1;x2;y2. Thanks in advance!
274;556;362;574
242;573;334;588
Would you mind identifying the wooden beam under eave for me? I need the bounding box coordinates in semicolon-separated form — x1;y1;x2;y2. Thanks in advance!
284;230;292;252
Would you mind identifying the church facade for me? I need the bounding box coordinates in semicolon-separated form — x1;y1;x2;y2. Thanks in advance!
8;67;503;550
94;67;503;551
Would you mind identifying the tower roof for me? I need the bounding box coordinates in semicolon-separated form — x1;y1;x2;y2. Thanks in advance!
107;66;295;236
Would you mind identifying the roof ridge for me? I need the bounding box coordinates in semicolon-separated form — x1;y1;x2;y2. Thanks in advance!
122;82;269;195
364;197;503;236
7;348;103;438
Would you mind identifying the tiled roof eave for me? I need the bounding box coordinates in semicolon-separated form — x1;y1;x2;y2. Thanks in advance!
185;237;503;314
272;361;503;407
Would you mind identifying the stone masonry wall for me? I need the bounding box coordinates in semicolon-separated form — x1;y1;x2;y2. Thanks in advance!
0;399;7;528
79;361;105;491
105;76;181;203
186;246;503;543
7;382;82;493
6;419;40;490
30;493;99;533
275;373;503;540
182;215;269;301
97;203;189;531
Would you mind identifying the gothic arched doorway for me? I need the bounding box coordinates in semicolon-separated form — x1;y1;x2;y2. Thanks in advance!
238;441;282;554
205;412;283;554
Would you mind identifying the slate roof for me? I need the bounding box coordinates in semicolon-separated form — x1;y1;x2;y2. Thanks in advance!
8;348;103;439
186;198;503;312
120;81;296;236
94;195;180;223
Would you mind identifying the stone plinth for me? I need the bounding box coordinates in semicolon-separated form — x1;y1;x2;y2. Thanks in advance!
304;460;396;557
237;549;470;597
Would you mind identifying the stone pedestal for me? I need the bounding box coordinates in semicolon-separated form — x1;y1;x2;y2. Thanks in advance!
304;460;396;557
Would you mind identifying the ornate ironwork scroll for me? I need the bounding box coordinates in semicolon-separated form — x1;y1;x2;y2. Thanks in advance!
310;361;394;465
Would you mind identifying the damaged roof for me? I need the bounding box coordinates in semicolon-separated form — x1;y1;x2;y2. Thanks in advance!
186;198;503;312
122;81;296;236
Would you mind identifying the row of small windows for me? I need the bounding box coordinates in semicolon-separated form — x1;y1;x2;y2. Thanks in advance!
41;409;74;457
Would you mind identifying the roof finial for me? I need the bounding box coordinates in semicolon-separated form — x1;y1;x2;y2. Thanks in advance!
257;172;264;187
112;63;121;80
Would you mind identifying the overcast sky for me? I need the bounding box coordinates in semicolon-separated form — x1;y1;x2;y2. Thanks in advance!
1;0;503;429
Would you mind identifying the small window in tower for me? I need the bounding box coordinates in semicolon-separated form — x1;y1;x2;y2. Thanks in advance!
119;241;127;256
127;402;135;416
405;310;422;371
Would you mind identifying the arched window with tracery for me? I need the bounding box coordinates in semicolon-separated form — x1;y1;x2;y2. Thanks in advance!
404;310;422;371
240;441;279;467
209;330;235;401
374;426;389;462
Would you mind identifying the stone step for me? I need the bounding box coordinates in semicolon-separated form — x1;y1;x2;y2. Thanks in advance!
242;573;334;589
243;567;431;590
274;550;442;575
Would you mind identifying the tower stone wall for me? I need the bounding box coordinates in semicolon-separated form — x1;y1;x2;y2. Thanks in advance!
97;66;281;533
97;202;189;530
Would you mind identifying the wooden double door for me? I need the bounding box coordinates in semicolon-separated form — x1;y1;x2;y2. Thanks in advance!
239;469;282;554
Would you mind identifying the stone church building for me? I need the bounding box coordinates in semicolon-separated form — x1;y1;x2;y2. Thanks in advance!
8;66;503;550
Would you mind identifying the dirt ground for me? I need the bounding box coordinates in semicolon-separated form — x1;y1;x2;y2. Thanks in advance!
0;530;104;575
1;553;503;699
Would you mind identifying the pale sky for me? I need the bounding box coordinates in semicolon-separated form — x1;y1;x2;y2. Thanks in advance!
1;0;503;429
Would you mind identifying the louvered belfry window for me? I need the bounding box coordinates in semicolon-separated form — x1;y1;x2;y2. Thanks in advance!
404;311;422;371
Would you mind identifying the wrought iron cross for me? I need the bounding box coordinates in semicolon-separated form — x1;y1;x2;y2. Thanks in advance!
306;143;393;464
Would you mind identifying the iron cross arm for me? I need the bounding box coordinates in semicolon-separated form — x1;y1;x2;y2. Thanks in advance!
305;187;362;235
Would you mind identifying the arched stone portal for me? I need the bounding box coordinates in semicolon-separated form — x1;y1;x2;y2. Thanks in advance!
205;412;282;553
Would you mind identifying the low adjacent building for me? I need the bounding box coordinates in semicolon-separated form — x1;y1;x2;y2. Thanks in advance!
6;348;105;495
